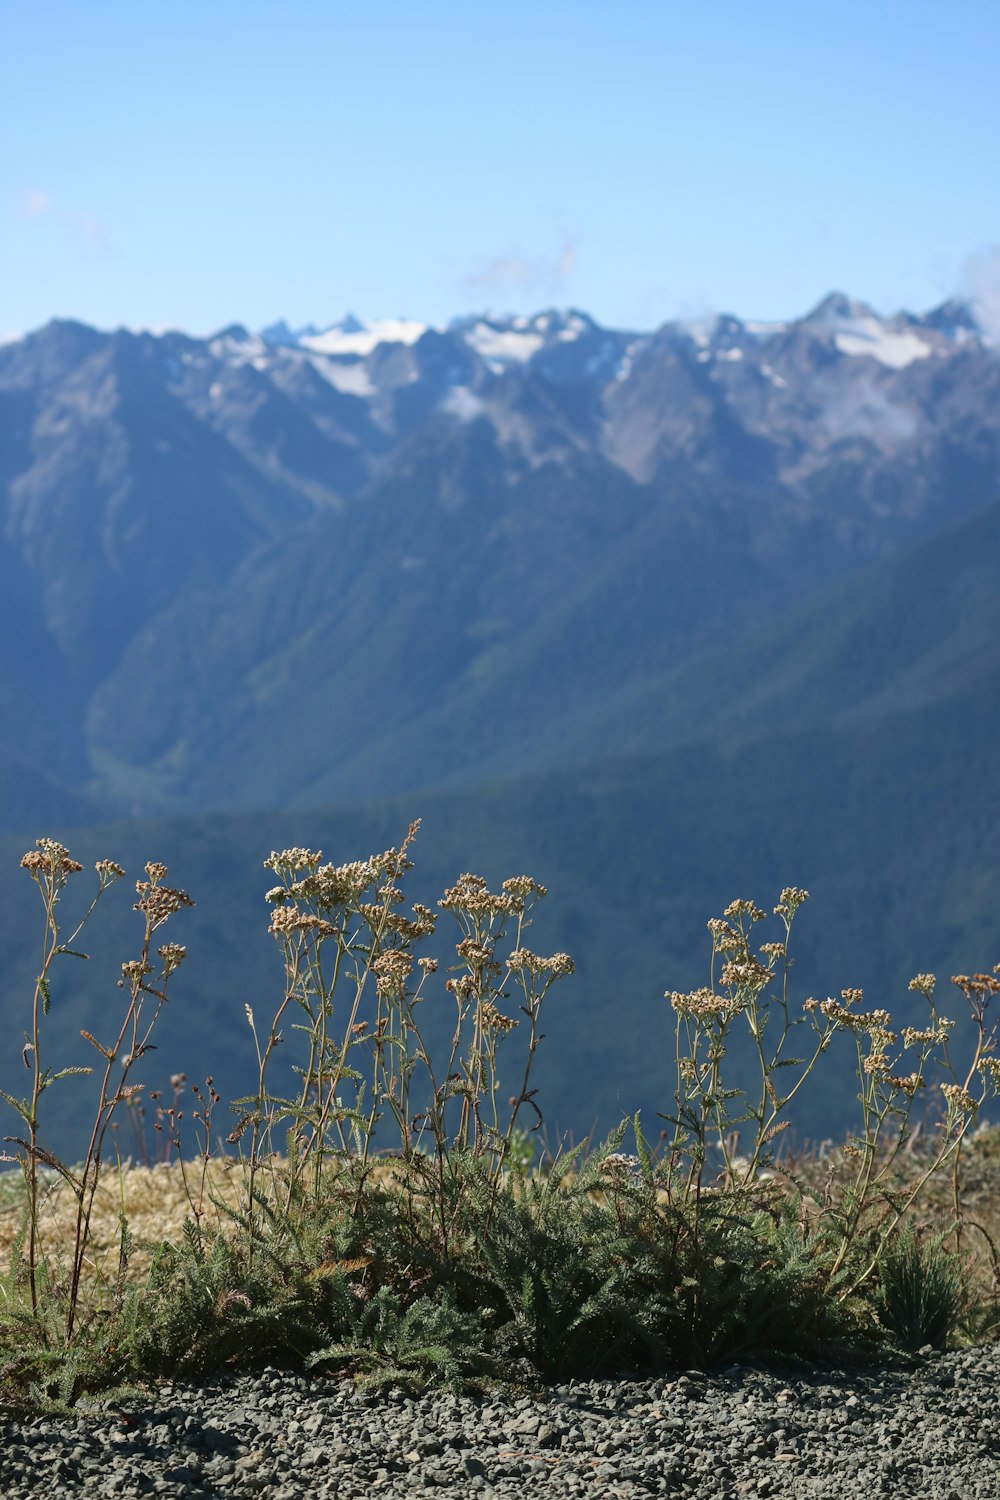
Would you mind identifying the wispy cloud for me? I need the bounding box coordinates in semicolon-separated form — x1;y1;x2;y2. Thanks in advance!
20;187;52;220
17;187;108;252
553;242;577;282
464;238;578;295
961;246;1000;346
73;213;107;252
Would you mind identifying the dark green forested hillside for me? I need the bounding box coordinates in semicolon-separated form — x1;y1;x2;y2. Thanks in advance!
3;657;997;1161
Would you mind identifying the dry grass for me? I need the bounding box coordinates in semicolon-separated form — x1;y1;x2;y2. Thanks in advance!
7;1127;1000;1303
0;1153;428;1291
771;1121;1000;1302
0;1159;247;1287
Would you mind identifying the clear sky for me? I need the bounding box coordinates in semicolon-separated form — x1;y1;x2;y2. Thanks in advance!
3;0;999;338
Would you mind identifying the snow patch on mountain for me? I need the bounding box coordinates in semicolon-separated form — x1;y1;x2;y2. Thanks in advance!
682;316;719;349
209;328;269;363
463;322;545;367
307;356;375;398
760;362;788;389
301;319;427;357
441;386;487;422
834;319;932;369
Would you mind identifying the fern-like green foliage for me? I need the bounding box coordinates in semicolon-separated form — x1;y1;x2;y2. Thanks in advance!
659;1193;875;1366
126;1217;323;1380
307;1286;498;1393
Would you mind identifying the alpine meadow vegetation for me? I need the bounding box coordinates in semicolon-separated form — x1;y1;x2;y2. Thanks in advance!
1;828;999;1412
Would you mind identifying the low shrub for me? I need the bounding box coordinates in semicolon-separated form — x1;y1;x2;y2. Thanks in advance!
1;830;998;1409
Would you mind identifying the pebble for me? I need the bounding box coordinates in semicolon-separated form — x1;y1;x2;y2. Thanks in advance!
2;1347;1000;1496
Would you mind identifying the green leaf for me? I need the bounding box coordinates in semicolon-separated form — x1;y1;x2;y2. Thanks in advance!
46;1067;94;1085
0;1091;35;1129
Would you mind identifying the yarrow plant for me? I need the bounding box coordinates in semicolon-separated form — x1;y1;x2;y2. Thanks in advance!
2;840;192;1342
1;836;998;1408
229;827;573;1259
662;887;1000;1308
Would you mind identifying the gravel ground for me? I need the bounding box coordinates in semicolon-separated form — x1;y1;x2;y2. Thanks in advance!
2;1346;999;1499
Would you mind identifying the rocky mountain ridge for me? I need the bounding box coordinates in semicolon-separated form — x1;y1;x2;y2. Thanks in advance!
1;294;997;827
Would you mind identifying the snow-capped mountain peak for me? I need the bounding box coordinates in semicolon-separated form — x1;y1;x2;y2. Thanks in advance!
299;318;428;358
801;293;936;369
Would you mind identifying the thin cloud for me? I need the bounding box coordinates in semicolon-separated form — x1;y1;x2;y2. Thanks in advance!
20;187;51;220
466;254;545;291
962;246;1000;345
554;242;577;281
464;238;578;294
17;188;108;252
74;213;107;252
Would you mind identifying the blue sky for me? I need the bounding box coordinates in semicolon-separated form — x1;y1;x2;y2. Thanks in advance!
3;0;999;337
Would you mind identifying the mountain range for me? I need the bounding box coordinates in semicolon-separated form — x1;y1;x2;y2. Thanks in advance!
1;293;998;1155
1;292;996;824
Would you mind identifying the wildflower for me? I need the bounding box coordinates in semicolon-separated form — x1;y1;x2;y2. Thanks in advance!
774;887;809;920
707;918;744;953
953;973;1000;1002
720;957;771;992
724;899;766;923
759;941;786;961
268;907;337;939
313;856;395;909
134;873;194;930
263;848;323;877
456;938;501;974
667;987;735;1021
902;1022;953;1047
446;975;478;1002
908;973;937;1001
95;859;125;882
601;1153;642;1177
359;903;426;939
373;948;413;998
501;876;547;911
508;949;574;977
120;958;154;987
21;838;84;878
889;1073;924;1096
364;903;438;941
480;1000;518;1032
805;997;893;1036
439;874;518;918
417;957;439;974
863;1051;891;1075
941;1083;978;1115
158;943;187;976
